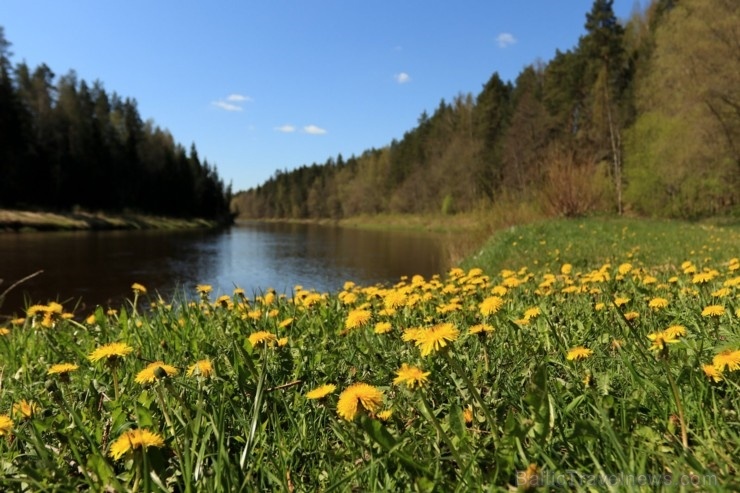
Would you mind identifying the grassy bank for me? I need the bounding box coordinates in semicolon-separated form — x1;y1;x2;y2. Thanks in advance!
1;217;739;491
0;209;222;232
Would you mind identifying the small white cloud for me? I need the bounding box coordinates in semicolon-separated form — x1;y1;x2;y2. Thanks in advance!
303;125;327;135
227;93;252;102
496;32;517;48
275;124;296;133
394;72;411;84
212;101;243;112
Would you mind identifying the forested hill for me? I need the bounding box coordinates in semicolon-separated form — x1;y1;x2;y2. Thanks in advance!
0;29;232;222
233;0;739;221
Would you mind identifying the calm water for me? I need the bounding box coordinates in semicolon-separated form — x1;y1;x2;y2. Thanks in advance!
0;221;449;317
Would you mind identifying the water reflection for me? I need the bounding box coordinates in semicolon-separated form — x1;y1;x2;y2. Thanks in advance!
0;222;448;316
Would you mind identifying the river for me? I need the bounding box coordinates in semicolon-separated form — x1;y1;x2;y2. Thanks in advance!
0;221;450;317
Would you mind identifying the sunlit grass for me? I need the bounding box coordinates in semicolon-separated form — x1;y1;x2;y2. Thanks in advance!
0;218;738;491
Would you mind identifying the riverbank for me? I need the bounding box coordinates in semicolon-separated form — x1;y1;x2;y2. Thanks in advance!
0;209;226;232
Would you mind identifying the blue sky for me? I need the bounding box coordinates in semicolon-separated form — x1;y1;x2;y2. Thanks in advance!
3;1;639;193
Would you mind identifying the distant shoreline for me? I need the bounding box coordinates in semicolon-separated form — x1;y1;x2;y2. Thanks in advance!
0;209;228;233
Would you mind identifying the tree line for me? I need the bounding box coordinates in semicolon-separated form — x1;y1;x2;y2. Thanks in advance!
234;0;739;220
0;29;232;221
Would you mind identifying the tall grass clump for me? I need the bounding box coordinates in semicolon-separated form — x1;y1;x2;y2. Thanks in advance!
0;218;738;491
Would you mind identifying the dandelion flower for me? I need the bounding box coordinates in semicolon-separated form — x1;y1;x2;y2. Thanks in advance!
402;327;426;343
647;331;679;352
0;415;13;436
131;283;147;295
345;309;372;331
88;342;133;363
337;383;383;421
377;410;393;421
12;400;38;419
248;331;277;347
277;337;289;347
523;307;541;320
594;302;606;311
469;323;493;335
479;296;504;316
278;317;294;329
561;263;573;275
305;384;336;400
662;325;687;339
613;297;630;307
135;361;178;384
713;350;740;372
617;263;633;275
692;272;714;284
702;364;724;383
383;290;407;309
186;359;214;378
0;327;9;336
109;429;166;460
415;323;459;357
648;297;669;310
393;363;430;389
566;347;593;361
374;322;392;334
463;406;474;425
624;311;640;321
702;305;725;317
196;284;213;294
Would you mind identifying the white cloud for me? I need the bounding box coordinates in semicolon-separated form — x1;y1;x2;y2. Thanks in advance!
227;93;252;102
211;101;243;112
394;72;411;84
303;125;327;135
496;32;517;48
275;124;296;133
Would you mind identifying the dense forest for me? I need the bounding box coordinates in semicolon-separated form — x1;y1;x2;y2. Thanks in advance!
234;0;739;220
0;28;232;221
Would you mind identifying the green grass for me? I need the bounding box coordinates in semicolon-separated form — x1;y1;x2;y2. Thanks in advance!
0;217;739;491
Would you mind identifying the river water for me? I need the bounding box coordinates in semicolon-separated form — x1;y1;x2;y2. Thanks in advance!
0;221;450;317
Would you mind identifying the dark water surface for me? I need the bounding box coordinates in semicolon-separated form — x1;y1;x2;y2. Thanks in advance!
0;221;449;317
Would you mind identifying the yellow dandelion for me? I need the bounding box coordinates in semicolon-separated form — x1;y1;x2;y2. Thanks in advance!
702;364;723;383
648;297;669;310
85;313;96;325
415;323;460;357
374;322;392;334
277;337;288;347
0;415;13;436
617;263;633;276
479;296;504;316
248;331;277;347
463;406;474;425
647;331;679;352
692;272;714;284
109;429;166;460
469;323;494;335
561;263;573;275
196;284;213;294
594;302;606;311
393;363;430;389
186;359;214;378
702;305;725;317
336;383;383;421
377;410;393;421
491;285;507;296
711;288;730;298
624;311;640;321
10;317;25;326
131;283;147;295
519;464;540;489
662;325;687;339
278;317;294;329
344;309;372;331
305;384;336;400
0;327;9;336
523;307;541;320
566;346;593;361
402;327;426;342
613;296;630;307
12;400;38;419
713;350;740;372
135;361;179;384
88;342;133;363
48;363;79;376
383;290;407;309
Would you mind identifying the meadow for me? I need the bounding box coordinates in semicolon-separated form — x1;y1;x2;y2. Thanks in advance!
0;217;739;492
